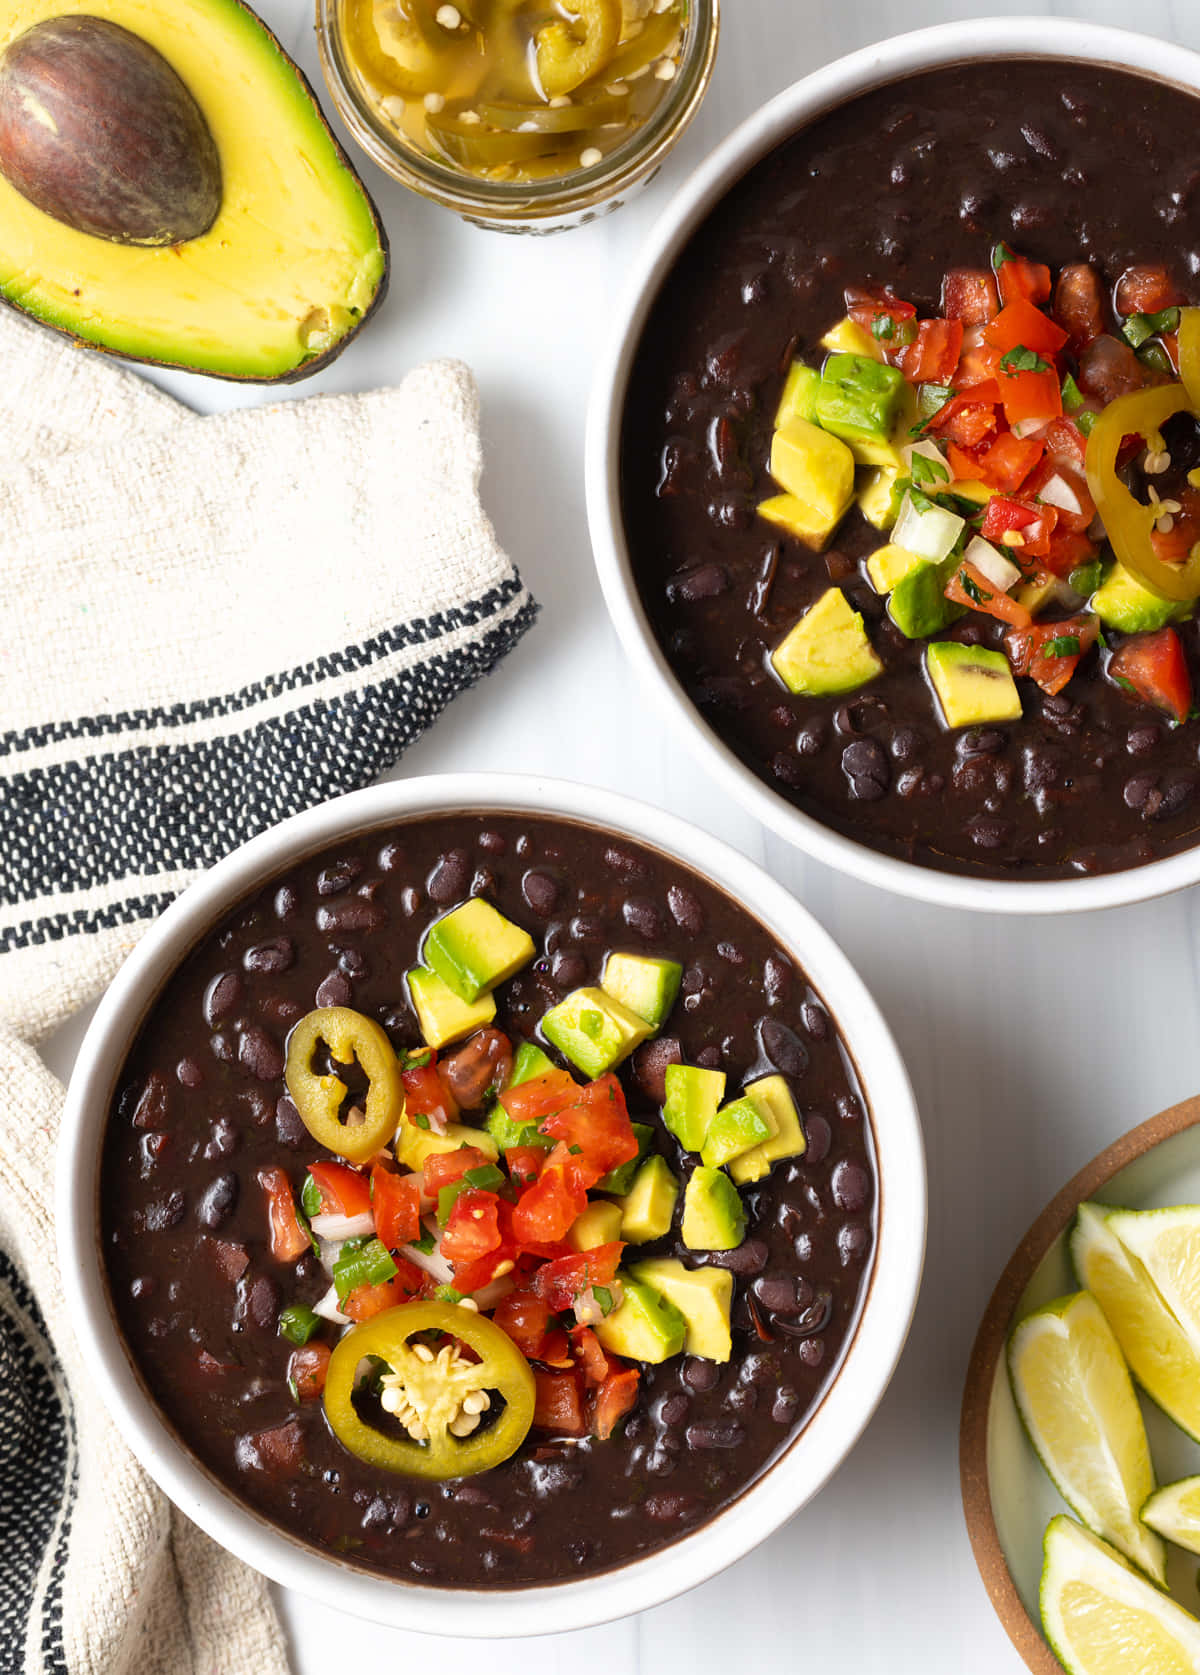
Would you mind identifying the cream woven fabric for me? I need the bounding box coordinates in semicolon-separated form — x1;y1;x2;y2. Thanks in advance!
0;309;538;1672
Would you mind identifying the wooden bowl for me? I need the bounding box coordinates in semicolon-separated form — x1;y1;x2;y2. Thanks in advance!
960;1094;1200;1673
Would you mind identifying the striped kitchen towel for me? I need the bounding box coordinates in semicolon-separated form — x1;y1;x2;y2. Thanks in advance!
0;308;538;1673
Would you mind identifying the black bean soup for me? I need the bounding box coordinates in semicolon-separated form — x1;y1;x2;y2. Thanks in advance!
621;61;1200;878
102;815;875;1587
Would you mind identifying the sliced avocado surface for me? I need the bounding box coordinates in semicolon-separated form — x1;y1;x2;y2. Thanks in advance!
617;1153;680;1244
757;490;846;551
540;986;651;1079
681;1166;746;1252
728;1075;808;1185
408;965;496;1050
662;1063;725;1153
396;1117;500;1172
631;1258;733;1362
889;553;967;640
567;1200;624;1252
597;1121;654;1195
1092;561;1192;634
425;898;535;1003
594;1275;687;1364
771;588;884;698
601;951;682;1030
0;0;388;379
927;640;1022;728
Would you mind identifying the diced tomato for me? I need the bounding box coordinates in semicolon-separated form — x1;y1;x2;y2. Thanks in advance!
946;441;983;481
530;1244;624;1313
422;1146;492;1198
995;248;1052;308
287;1342;332;1399
499;1068;579;1126
1150;489;1200;565
246;1419;305;1475
1005;614;1100;696
343;1266;424;1320
402;1061;458;1130
1052;264;1105;347
896;318;964;384
982;296;1069;361
504;1145;545;1189
1041;529;1098;578
844;285;916;335
980;496;1039;546
941;401;999;450
510;1152;588;1245
493;1291;554;1359
571;1325;615;1388
942;267;999;323
1023;458;1095;536
591;1367;640;1442
996;364;1063;432
972;430;1045;494
257;1168;311;1263
1039;416;1087;467
532;1369;588;1436
441;1189;503;1266
944;561;1033;628
207;1237;249;1282
1114;265;1184;317
1109;628;1194;724
370;1164;420;1250
540;1075;638;1183
307;1160;372;1219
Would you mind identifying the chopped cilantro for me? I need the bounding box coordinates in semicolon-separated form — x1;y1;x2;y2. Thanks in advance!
908;486;935;515
1042;635;1082;659
433;1285;464;1305
400;1047;433;1070
871;313;896;340
568;1143;583;1156
300;1172;322;1218
412;1112;431;1131
911;451;950;487
960;570;989;605
1060;372;1084;412
1077;409;1097;438
992;240;1015;267
1114;675;1137;693
409;1230;435;1254
999;344;1051;376
593;1286;614;1316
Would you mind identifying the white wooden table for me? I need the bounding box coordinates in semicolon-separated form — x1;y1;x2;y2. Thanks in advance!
43;0;1200;1666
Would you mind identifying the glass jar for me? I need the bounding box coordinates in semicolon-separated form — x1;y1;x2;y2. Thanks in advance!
316;0;719;233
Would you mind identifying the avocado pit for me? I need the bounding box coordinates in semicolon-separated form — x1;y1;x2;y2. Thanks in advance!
0;14;221;245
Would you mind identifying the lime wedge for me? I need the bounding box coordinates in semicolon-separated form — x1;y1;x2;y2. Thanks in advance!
1143;1478;1200;1557
1009;1291;1165;1583
1105;1207;1200;1350
1041;1516;1200;1675
1071;1202;1200;1444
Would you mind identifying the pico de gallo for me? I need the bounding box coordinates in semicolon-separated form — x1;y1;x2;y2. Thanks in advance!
761;243;1200;732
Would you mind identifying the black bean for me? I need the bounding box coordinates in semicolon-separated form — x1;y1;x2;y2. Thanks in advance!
839;1223;871;1264
704;1237;768;1275
754;1274;801;1314
959;727;1005;759
682;1357;720;1392
771;751;805;787
317;859;363;896
771;1387;800;1425
667;884;705;935
623;898;662;940
237;1025;284;1083
658;1393;690;1427
144;1191;185;1231
521;870;560;916
197;1173;238;1229
695;1045;723;1070
203;972;243;1028
763;954;793;1006
315;899;385;934
569;914;605;943
795;720;827;757
263;995;303;1030
804;1113;831;1163
686;1421;745;1450
524;1459;584;1496
426;849;471;905
967;816;1014;850
841;737;890;800
273;884;299;920
799;1000;829;1041
203;1116;238;1160
175;1058;203;1089
603;845;652;881
243;937;295;975
240;1274;280;1332
889;725;923;763
798;1338;826;1369
725;1382;757;1415
1150;776;1196;820
759;1017;809;1078
377;842;406;872
240;1091;273;1127
645;1491;703;1524
633;1036;683;1106
315;969;353;1008
338;948;369;978
836;1092;863;1123
275;1096;306;1148
1124;773;1157;810
831;1160;871;1212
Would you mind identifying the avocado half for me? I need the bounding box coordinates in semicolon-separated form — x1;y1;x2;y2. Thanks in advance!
0;0;389;382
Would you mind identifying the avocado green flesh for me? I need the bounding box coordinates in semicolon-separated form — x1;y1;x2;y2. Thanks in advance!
0;0;388;381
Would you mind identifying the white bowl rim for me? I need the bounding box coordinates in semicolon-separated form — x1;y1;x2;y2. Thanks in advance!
585;16;1200;917
57;771;925;1637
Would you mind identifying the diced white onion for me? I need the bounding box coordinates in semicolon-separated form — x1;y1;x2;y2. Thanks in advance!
573;1287;605;1327
316;1236;345;1275
1012;417;1046;440
309;1211;375;1242
892;491;965;564
313;1284;351;1325
963;535;1021;593
1038;472;1083;516
402;1221;456;1285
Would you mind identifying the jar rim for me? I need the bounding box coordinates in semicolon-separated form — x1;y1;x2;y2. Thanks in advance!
315;0;720;222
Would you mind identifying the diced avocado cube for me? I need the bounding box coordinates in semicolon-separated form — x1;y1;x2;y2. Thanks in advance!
597;1121;654;1195
927;641;1022;728
1092;562;1192;634
617;1154;680;1244
949;478;994;508
630;1258;733;1362
819;316;884;362
681;1167;746;1252
601;952;682;1030
866;542;926;595
700;1094;775;1169
1014;572;1071;619
844;381;920;471
662;1063;726;1153
594;1274;687;1364
774;360;820;429
816;353;907;451
484;1103;552;1153
508;1040;558;1086
757;491;846;553
857;465;903;532
769;418;855;523
567;1200;624;1252
396;1118;500;1172
771;588;883;698
408;966;496;1051
424;898;535;1003
541;987;651;1080
888;552;966;640
728;1075;809;1185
